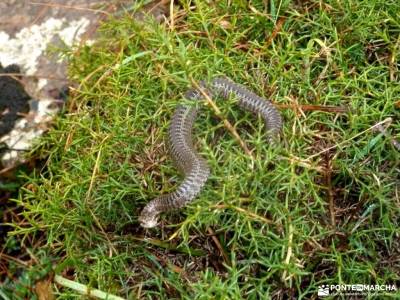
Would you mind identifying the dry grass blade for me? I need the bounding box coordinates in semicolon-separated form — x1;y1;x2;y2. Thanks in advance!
190;78;255;161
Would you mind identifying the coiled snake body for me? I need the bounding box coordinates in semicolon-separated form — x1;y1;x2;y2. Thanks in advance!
139;77;282;228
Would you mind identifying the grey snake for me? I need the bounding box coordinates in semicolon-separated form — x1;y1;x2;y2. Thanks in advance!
139;77;282;228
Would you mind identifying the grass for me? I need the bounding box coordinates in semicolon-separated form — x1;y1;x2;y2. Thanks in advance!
2;0;400;298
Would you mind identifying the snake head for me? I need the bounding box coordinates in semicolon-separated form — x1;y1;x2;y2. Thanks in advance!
139;203;159;228
139;214;158;228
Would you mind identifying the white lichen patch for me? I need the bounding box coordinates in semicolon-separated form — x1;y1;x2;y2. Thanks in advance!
0;17;90;75
0;98;63;168
0;16;93;169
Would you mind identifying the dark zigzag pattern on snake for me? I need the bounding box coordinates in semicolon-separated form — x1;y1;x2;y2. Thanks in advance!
139;76;283;228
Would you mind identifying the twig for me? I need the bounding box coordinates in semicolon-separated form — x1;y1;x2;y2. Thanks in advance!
189;78;255;160
207;227;231;266
263;16;286;49
54;275;125;300
276;103;348;113
0;164;19;175
0;253;29;266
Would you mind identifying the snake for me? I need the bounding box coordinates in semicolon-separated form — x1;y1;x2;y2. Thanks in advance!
139;76;282;228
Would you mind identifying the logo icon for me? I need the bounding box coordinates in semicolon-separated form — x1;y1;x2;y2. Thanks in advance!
318;285;330;297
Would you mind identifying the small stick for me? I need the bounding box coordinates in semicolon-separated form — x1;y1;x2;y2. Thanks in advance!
54;275;125;300
0;253;29;266
207;227;231;266
276;103;348;113
263;16;286;49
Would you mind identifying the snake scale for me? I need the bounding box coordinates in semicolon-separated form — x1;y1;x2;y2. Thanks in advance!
139;77;282;228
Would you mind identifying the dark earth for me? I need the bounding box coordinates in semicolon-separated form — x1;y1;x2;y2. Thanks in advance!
0;63;31;136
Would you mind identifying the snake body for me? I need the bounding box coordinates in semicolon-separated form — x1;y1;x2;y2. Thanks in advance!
139;77;282;228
